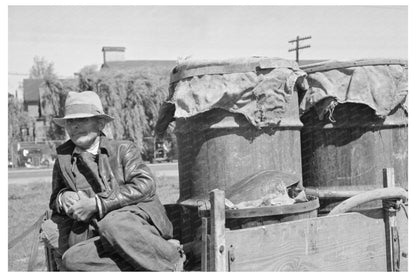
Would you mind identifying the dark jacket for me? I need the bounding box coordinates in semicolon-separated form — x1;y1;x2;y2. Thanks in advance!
49;136;173;239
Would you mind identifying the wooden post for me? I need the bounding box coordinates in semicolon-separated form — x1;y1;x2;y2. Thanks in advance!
383;168;400;271
383;168;395;189
201;217;208;271
209;189;227;271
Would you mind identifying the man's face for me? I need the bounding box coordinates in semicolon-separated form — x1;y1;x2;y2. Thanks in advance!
64;117;103;149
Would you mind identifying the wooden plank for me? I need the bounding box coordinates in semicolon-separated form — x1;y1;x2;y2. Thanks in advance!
342;207;408;271
201;217;208;271
44;245;54;271
383;168;395;189
226;212;388;271
383;168;399;271
397;207;408;271
210;189;226;271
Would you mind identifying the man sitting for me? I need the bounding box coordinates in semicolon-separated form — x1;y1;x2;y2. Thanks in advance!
41;90;184;271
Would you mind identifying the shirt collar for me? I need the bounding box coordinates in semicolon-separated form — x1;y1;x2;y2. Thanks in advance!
98;134;110;155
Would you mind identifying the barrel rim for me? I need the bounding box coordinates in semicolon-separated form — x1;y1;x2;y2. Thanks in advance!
300;58;407;74
170;57;301;83
301;122;408;129
197;196;319;218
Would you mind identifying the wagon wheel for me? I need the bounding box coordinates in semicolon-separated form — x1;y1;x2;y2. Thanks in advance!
328;187;408;215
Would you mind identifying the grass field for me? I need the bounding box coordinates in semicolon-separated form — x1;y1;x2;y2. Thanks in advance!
8;175;179;271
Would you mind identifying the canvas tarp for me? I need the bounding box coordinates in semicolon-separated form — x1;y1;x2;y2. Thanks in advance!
155;57;308;136
299;61;408;121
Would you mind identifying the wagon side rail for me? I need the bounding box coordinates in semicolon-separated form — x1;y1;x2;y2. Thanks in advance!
203;168;408;272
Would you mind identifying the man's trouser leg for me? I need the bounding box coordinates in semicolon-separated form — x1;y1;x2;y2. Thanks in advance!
62;205;181;271
61;236;134;271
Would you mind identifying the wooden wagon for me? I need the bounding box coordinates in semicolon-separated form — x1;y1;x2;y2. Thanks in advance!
40;167;407;272
197;168;408;271
40;58;407;272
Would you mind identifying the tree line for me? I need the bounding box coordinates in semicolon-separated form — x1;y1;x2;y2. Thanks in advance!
8;57;177;162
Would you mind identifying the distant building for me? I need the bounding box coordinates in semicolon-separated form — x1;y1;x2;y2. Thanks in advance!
100;46;177;71
18;77;73;167
23;79;44;118
21;79;45;142
22;78;74;142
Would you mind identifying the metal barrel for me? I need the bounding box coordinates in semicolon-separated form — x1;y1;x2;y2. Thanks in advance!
300;60;408;212
169;57;306;206
175;107;303;205
166;58;311;269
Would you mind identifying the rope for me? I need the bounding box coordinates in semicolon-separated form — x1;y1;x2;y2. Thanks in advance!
399;202;408;219
8;213;45;249
327;100;338;123
27;216;44;271
8;212;47;271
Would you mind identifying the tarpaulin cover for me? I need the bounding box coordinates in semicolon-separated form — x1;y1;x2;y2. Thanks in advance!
155;57;308;136
299;61;408;120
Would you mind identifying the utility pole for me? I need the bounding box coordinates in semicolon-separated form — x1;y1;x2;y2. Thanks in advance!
288;35;312;63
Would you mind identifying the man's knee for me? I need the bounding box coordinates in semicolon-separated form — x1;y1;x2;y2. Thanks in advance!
98;212;121;241
98;210;146;241
62;236;107;271
61;240;93;271
61;244;80;271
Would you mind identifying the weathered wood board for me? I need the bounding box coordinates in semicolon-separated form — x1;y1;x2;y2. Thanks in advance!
226;209;408;271
397;207;408;271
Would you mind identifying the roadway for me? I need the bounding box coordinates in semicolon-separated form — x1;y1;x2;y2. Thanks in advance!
8;162;179;185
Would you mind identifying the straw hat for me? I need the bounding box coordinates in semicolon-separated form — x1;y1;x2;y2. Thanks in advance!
53;91;114;127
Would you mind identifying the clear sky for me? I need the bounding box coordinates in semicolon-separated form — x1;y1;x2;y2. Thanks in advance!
8;5;408;80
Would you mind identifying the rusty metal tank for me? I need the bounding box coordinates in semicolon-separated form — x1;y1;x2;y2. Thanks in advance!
299;59;408;212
